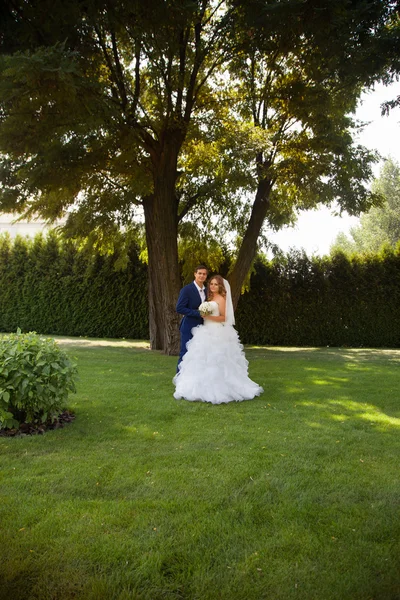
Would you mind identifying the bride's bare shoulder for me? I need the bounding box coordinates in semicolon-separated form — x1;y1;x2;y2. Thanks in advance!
215;294;226;307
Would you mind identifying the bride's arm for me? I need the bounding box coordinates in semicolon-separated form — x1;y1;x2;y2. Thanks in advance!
203;298;226;322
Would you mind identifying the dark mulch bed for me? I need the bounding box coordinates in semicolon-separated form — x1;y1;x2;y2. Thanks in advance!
0;410;75;437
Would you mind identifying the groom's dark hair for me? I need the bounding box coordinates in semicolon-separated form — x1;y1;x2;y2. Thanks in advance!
194;264;208;272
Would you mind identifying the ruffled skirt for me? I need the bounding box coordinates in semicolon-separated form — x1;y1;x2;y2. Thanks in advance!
173;322;263;404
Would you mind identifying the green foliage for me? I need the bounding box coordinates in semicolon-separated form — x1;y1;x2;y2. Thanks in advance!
178;222;229;284
331;158;400;254
0;329;78;429
0;1;396;240
1;0;398;353
1;232;400;349
0;232;149;339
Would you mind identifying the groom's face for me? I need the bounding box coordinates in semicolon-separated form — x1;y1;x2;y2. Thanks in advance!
194;269;208;287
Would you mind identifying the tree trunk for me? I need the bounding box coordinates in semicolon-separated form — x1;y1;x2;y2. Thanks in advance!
143;140;182;355
229;178;272;308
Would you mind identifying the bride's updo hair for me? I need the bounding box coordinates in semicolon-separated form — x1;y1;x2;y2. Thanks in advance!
207;275;226;300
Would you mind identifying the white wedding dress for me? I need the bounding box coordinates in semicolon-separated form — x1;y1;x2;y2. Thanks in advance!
173;300;263;404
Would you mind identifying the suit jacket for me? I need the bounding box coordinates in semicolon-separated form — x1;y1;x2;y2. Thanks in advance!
176;282;206;335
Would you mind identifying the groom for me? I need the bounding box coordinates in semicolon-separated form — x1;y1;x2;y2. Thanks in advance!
176;265;208;368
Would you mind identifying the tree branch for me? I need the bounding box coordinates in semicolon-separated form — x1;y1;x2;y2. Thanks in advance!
94;24;122;106
99;171;141;205
111;30;128;110
132;37;142;116
176;27;191;116
177;192;202;223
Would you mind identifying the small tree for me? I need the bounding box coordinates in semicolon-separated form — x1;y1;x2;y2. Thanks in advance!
331;158;400;254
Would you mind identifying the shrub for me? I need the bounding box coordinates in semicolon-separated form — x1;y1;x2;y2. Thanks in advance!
0;330;78;430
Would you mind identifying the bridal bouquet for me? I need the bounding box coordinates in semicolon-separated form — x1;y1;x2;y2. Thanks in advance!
198;301;213;316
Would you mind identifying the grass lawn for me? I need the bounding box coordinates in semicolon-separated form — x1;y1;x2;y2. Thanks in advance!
0;337;399;600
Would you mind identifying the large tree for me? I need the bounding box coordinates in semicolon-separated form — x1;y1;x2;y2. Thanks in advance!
0;0;398;352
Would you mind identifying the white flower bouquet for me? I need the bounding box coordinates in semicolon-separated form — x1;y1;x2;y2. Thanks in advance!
198;301;213;316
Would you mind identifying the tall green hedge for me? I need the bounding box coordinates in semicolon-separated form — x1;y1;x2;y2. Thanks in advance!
1;234;399;347
236;247;400;347
0;233;148;339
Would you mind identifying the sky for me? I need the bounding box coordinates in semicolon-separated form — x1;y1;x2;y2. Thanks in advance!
267;80;400;257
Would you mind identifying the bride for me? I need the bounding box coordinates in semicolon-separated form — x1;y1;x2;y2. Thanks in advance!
173;275;263;404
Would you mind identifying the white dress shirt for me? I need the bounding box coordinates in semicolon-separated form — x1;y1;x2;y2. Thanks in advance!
194;281;206;303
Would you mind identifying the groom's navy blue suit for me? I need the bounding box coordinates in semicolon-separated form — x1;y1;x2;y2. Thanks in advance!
176;282;205;367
